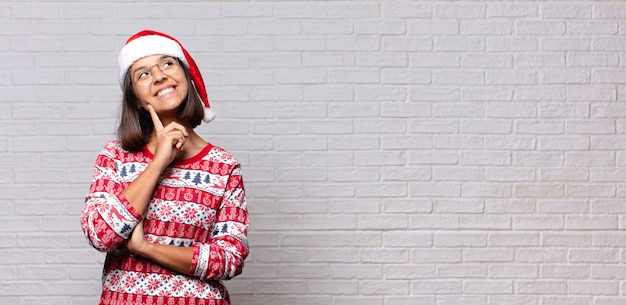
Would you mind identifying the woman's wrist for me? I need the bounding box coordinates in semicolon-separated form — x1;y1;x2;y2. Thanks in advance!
130;240;153;257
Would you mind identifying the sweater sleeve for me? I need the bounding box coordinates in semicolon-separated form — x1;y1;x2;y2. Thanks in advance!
189;164;249;281
80;143;143;252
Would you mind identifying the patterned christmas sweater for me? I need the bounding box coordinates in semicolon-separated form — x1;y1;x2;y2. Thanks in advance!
81;140;249;305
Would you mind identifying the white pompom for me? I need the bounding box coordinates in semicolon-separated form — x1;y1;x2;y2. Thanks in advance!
203;108;216;123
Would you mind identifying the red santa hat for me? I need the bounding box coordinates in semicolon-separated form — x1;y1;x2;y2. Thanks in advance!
117;30;216;123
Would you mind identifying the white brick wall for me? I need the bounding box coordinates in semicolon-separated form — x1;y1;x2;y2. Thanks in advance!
1;1;626;304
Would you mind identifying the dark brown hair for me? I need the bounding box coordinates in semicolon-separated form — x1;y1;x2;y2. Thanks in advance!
117;58;205;152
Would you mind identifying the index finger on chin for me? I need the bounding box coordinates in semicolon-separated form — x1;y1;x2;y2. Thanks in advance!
146;105;164;131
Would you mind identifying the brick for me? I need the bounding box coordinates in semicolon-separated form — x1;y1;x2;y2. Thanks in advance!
328;2;379;18
253;280;306;295
462;20;513;35
411;53;460;68
410;280;463;294
436;3;485;18
460;151;511;166
438;263;486;278
567;52;618;67
329;103;379;118
410;215;460;230
410;182;461;197
489;37;539;52
309;249;360;263
485;167;535;182
466;280;513;294
382;199;431;213
359;280;409;295
565;215;618;230
543;3;591;18
275;136;327;151
308;280;358;295
382;2;432;18
331;264;381;279
383;37;432;52
461;215;511;230
595;4;626;18
410;119;458;133
518;249;568;263
517;20;566;35
434;232;486;247
515;53;565;68
569;21;618;35
383;69;430;85
0;266;17;280
513;216;564;230
302;183;354;198
490;264;538;279
462;88;513;102
332;296;383;305
435;135;483;149
489;296;539;305
411;249;461;263
0;282;47;296
357;53;407;67
543;232;593;247
302;21;353;35
274;3;324;18
357;215;407;230
434;71;484;85
385;264;434;280
544;38;591;51
409;20;459;35
356;20;405;35
433;103;483;118
542;265;590;279
439;295;488;305
485;135;536;150
12;3;63;19
518;280;567;294
278;263;326;279
328;35;380;51
433;199;483;213
539;200;589;213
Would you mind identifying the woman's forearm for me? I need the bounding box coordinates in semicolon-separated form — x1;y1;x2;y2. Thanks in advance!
136;242;194;274
121;161;167;215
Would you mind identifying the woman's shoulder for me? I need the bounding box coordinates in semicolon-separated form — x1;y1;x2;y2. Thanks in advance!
99;140;135;158
100;140;124;153
204;143;239;166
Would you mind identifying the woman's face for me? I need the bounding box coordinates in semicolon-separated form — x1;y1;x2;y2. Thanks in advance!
130;54;189;117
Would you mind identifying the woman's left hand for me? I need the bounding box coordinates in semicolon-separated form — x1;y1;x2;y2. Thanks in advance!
126;221;150;255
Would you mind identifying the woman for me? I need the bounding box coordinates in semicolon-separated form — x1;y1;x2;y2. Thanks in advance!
81;30;249;305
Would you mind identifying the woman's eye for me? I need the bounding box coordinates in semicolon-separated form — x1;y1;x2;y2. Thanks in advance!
137;72;149;79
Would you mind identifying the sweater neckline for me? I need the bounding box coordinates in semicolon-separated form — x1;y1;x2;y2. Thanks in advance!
141;143;213;166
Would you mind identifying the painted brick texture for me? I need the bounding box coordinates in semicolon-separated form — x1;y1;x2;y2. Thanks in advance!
1;1;626;304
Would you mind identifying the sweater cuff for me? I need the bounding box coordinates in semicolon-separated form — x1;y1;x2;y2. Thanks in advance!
189;243;210;278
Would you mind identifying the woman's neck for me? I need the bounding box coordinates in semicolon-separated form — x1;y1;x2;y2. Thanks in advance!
147;124;208;161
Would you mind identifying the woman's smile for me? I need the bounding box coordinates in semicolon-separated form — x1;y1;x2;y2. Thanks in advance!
156;86;177;98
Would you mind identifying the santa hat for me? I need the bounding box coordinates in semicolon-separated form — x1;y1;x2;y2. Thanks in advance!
117;30;216;123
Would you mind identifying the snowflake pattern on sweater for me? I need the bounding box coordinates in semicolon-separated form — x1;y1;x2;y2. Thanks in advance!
81;141;249;305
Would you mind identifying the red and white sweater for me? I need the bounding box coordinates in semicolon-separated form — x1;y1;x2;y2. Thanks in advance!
81;140;249;305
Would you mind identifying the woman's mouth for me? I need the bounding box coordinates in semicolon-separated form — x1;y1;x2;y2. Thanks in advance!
156;87;176;97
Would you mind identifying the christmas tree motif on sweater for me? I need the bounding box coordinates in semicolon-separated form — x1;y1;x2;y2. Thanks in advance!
192;173;202;185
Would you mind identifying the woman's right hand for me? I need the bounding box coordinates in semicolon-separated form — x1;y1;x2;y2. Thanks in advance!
146;104;189;168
